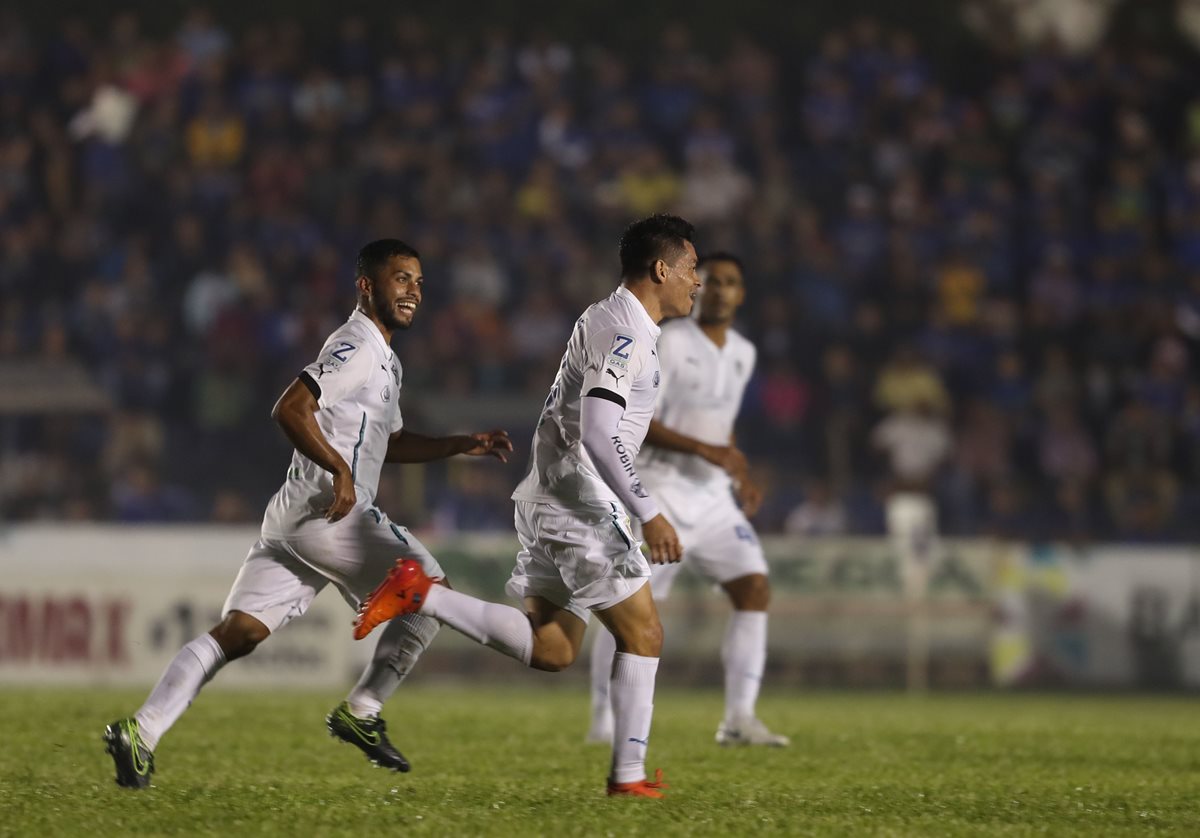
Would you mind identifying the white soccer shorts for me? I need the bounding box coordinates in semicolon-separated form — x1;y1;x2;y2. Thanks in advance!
223;503;444;633
644;484;769;599
506;499;650;622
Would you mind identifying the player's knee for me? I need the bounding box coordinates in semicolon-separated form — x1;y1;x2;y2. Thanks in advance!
616;616;663;657
210;612;270;661
728;573;771;611
531;641;577;672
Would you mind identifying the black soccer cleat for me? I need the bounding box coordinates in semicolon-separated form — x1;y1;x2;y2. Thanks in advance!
103;717;155;789
326;702;411;772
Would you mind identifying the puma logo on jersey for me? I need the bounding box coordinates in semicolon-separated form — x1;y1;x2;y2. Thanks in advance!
605;368;625;385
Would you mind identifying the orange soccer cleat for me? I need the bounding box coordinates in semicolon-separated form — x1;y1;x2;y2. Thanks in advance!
606;768;669;799
353;559;433;639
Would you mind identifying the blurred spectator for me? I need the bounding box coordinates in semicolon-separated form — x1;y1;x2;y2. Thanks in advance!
872;401;953;492
784;478;848;536
873;345;950;415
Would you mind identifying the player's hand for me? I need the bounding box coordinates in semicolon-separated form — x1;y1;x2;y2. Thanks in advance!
735;477;763;517
641;514;683;564
462;429;513;463
325;468;356;522
700;444;749;481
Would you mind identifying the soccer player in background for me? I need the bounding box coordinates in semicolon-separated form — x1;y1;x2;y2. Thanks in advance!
585;252;790;747
103;239;512;788
353;214;701;798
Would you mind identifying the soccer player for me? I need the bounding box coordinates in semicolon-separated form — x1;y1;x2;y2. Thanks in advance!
585;252;790;747
102;239;512;789
353;214;702;798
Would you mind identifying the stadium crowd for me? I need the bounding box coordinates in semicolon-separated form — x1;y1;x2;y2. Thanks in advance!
2;8;1199;541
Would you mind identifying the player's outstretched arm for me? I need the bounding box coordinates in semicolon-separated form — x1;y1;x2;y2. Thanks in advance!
386;428;512;463
645;420;749;481
272;379;355;521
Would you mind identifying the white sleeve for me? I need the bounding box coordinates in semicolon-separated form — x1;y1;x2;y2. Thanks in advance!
580;394;661;523
299;338;372;409
579;326;650;407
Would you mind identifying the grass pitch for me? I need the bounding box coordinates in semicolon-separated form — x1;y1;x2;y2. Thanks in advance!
2;686;1198;836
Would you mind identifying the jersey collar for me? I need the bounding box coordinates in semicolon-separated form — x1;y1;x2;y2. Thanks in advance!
349;308;394;360
614;286;661;337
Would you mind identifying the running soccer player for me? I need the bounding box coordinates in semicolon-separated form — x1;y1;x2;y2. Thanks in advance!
353;214;701;799
585;252;789;747
102;239;512;789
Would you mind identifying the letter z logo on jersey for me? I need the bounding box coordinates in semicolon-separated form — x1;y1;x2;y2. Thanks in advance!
328;342;357;363
606;334;634;370
314;342;357;375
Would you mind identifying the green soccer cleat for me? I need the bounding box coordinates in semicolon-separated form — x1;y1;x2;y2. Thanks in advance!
326;702;411;772
103;718;155;789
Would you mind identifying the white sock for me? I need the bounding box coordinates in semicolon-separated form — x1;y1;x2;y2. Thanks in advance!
134;633;226;750
346;613;440;718
722;610;767;722
609;652;658;784
588;628;617;734
422;584;532;665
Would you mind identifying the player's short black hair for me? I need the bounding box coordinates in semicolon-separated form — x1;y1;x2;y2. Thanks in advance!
618;214;696;279
356;239;421;279
698;251;745;275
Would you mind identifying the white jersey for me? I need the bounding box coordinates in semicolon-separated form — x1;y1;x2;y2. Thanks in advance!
512;285;661;508
639;317;756;493
261;310;404;537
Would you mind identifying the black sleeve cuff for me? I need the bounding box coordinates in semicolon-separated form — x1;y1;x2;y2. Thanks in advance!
299;371;322;402
585;387;626;409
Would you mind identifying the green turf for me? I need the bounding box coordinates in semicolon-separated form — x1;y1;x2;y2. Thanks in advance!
3;686;1198;836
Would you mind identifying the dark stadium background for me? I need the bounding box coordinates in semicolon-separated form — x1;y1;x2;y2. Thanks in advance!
5;1;1200;542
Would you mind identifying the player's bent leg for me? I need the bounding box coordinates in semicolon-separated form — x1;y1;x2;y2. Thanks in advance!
594;584;666;796
524;595;588;672
356;559;539;666
715;573;789;748
137;615;256;743
329;611;440;774
347;612;440;718
104;619;245;789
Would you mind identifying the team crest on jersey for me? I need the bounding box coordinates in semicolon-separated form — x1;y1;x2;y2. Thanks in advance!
653;370;660;388
381;386;391;403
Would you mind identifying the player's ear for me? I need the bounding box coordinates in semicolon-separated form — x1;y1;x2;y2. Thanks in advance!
653;258;668;283
355;274;371;297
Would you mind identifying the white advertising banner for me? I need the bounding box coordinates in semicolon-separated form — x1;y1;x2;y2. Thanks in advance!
991;544;1200;688
0;526;367;688
0;526;1001;688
